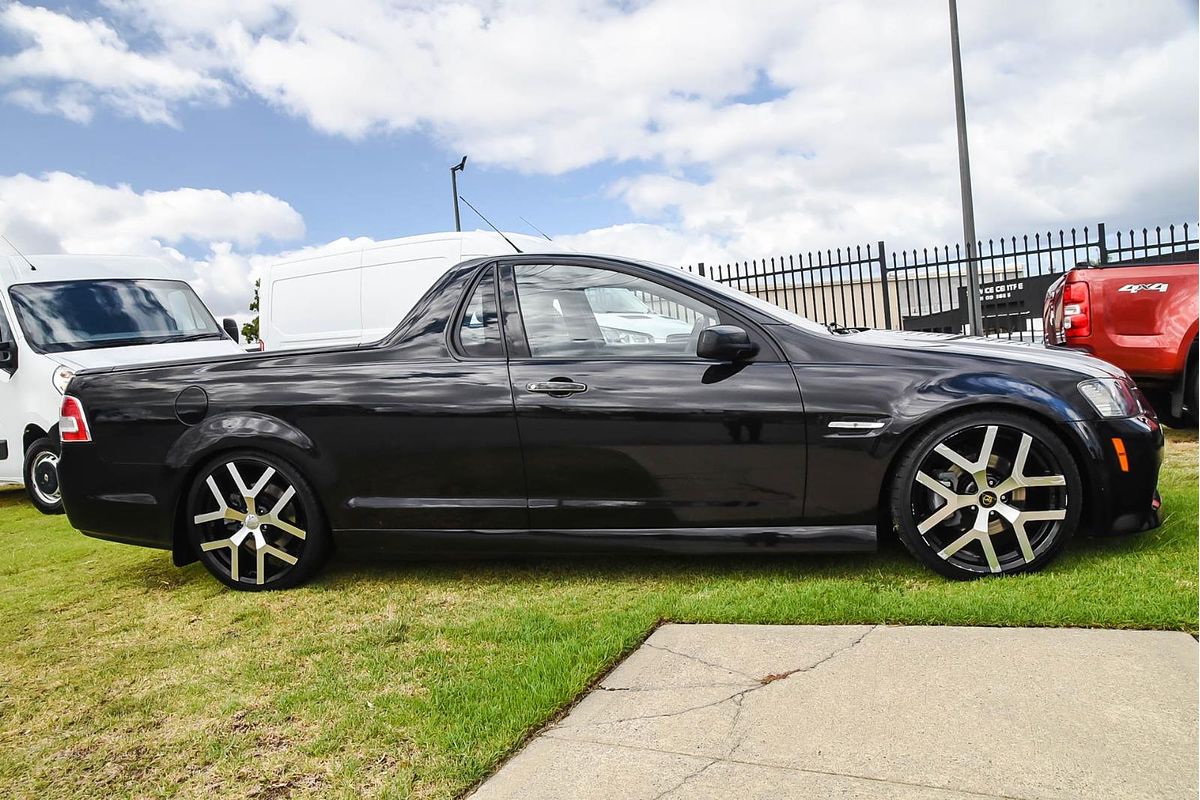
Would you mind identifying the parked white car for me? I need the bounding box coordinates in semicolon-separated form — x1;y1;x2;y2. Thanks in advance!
259;231;555;351
0;254;245;513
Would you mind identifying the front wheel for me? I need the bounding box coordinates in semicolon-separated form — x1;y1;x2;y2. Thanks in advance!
24;437;64;515
891;412;1082;579
186;451;330;590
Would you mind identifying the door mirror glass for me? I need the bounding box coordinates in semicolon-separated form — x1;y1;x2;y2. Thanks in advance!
696;325;759;361
222;318;240;342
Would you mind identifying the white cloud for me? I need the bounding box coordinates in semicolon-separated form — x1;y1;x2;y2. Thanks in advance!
0;2;226;125
0;1;1195;272
0;172;305;317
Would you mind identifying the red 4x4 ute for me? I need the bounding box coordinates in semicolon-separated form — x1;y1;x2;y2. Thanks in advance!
1044;254;1198;426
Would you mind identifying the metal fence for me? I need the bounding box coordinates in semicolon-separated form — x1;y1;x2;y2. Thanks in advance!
687;221;1197;341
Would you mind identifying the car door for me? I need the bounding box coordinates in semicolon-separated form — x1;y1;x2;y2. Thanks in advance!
309;263;528;532
501;259;807;531
0;302;18;481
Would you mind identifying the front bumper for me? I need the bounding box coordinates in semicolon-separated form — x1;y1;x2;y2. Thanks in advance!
1068;414;1164;536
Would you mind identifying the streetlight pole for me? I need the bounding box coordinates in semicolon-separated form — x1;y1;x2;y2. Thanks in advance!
948;0;983;336
450;156;467;232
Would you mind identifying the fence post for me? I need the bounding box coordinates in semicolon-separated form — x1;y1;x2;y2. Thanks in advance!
877;240;893;329
697;261;705;277
1096;223;1108;264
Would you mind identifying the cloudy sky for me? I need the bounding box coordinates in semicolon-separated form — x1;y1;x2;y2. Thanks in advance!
0;0;1196;318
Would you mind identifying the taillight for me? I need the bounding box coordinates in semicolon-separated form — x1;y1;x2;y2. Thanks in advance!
1062;280;1091;338
257;340;265;352
60;395;92;443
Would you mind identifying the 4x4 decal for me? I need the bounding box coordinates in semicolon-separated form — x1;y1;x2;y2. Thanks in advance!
1117;283;1169;294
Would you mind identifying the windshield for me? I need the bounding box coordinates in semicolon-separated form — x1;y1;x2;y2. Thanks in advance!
9;279;224;354
583;286;651;313
632;260;831;335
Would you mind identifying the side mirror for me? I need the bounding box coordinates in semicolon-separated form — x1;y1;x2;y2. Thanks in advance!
222;318;240;342
0;338;16;370
696;325;759;361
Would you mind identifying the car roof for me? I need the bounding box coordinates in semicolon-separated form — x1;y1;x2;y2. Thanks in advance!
1;254;187;287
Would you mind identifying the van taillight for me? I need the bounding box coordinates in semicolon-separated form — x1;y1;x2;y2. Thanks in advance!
257;340;265;352
1062;280;1091;338
60;396;92;443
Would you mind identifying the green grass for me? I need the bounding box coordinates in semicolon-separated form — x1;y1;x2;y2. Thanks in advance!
0;429;1195;799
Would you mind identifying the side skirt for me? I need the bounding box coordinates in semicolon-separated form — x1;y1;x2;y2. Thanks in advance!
332;524;877;557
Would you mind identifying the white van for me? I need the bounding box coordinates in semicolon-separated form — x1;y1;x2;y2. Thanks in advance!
0;254;245;512
259;230;555;351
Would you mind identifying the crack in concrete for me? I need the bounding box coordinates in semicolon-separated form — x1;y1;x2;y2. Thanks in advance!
647;757;719;800
541;732;1032;800
556;626;881;731
643;641;762;682
596;681;752;693
755;625;878;685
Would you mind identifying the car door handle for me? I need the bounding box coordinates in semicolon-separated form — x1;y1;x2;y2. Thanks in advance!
526;380;587;395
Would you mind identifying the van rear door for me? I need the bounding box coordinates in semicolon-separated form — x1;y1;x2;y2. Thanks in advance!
267;250;364;350
358;238;463;344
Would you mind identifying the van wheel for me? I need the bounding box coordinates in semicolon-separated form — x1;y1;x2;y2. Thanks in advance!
186;451;329;590
24;437;64;515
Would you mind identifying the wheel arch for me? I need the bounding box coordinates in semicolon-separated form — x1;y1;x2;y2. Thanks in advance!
166;414;330;567
23;423;56;453
875;400;1096;539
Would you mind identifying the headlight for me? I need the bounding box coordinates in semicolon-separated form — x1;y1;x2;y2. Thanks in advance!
51;365;75;394
1078;378;1138;418
600;327;654;345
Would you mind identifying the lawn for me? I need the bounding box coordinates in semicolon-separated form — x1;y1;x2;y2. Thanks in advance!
0;429;1195;800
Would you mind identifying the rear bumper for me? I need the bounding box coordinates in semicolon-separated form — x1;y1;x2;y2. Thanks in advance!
1068;414;1164;536
59;445;176;550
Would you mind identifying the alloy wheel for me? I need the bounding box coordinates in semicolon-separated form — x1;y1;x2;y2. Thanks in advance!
190;458;309;586
910;424;1069;575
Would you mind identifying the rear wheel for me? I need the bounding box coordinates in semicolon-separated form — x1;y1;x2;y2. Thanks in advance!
24;437;63;515
186;451;329;590
1180;346;1198;427
891;412;1081;579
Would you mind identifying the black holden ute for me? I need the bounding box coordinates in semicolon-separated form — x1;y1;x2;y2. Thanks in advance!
58;254;1164;590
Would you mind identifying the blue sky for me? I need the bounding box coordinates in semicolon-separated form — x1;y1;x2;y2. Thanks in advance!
0;0;1196;316
0;81;641;253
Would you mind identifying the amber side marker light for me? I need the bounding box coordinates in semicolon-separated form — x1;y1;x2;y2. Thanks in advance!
1111;437;1129;472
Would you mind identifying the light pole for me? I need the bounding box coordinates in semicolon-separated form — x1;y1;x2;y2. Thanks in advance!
450;155;467;232
948;0;983;336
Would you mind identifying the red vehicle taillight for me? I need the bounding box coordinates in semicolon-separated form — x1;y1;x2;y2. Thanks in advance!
257;340;265;352
1062;280;1091;338
60;396;92;443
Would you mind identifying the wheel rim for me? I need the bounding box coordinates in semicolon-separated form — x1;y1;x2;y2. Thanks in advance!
910;424;1069;575
30;451;60;505
190;458;308;586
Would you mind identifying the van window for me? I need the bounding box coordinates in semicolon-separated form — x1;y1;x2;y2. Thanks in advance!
456;268;504;358
8;279;224;354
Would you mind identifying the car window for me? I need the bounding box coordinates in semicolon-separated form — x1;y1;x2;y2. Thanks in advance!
513;264;720;358
457;267;504;357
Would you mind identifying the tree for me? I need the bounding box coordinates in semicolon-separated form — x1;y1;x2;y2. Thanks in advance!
241;279;260;344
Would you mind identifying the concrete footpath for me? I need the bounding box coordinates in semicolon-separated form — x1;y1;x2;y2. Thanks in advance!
470;624;1198;800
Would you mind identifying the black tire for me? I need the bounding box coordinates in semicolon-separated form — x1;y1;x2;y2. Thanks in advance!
23;437;64;515
1181;347;1198;427
185;450;330;591
890;411;1082;580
